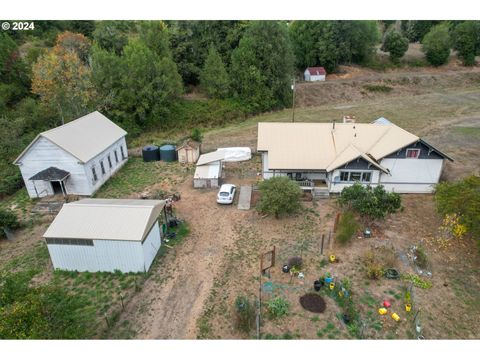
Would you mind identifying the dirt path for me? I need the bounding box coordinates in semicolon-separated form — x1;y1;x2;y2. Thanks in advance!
116;179;248;339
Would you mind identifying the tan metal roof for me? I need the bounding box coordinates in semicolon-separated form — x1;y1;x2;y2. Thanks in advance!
196;150;225;166
257;122;419;171
43;199;165;242
14;111;127;164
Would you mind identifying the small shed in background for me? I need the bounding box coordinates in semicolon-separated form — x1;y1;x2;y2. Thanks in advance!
304;66;326;82
193;150;225;188
177;139;200;164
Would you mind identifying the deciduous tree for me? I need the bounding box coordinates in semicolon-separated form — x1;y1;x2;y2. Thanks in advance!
381;29;409;62
422;24;452;66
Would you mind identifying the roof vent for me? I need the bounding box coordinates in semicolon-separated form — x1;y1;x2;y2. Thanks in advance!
343;115;356;124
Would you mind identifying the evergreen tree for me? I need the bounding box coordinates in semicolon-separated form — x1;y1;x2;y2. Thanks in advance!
422;24;452;66
231;21;294;112
382;29;409;62
200;45;230;99
453;21;478;66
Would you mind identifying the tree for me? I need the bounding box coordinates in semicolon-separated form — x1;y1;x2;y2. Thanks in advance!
338;183;401;223
200;45;230;98
289;21;379;73
231;21;294;112
54;31;91;62
32;33;97;124
422;24;452;66
435;176;480;249
453;21;478;66
0;33;30;113
401;21;441;42
93;21;135;55
91;37;183;135
256;176;302;218
381;29;409;62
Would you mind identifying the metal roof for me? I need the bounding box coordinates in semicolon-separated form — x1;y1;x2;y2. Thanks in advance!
194;162;221;179
257;122;424;171
306;67;326;75
14;111;127;164
29;167;70;181
196;150;225;166
43;199;165;242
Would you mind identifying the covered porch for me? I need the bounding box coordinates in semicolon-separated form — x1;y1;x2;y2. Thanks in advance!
29;167;70;198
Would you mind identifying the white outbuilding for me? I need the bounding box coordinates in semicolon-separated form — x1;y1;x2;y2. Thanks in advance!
304;67;327;82
14;111;128;198
43;199;166;273
193;150;225;188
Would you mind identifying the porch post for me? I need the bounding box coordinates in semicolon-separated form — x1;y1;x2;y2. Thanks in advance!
32;180;39;198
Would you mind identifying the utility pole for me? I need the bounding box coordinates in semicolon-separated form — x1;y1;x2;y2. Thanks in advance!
291;77;296;123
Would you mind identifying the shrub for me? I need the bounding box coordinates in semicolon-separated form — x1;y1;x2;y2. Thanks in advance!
381;29;409;62
422;24;452;66
0;208;20;237
256;177;302;219
287;256;303;268
435;176;480;250
190;128;203;143
336;211;359;245
453;21;478;66
266;297;290;319
362;250;385;280
234;295;255;334
363;84;393;93
338;183;401;223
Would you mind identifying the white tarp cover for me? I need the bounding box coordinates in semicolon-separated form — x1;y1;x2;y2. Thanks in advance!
217;147;251;162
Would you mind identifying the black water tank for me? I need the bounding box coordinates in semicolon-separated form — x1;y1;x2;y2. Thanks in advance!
159;144;177;162
142;145;160;162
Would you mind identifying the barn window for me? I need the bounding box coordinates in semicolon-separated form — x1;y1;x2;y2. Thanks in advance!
107;155;112;169
120;146;126;160
91;166;98;182
114;150;119;164
46;238;93;246
100;160;106;175
406;148;420;158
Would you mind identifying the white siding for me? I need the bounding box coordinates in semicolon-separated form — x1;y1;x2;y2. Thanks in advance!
84;137;128;194
379;158;444;193
17;137;90;198
310;75;326;81
328;169;381;193
142;221;161;271
47;239;145;273
261;152;274;179
304;70;310;81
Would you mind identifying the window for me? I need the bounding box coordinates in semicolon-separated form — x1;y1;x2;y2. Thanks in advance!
114;150;119;164
120;146;126;160
107;155;112;169
406;148;420;158
91;166;98;182
362;172;371;182
46;238;93;246
339;171;372;183
349;172;361;181
100;160;106;175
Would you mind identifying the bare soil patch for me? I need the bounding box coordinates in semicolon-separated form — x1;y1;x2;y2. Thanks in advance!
300;293;327;313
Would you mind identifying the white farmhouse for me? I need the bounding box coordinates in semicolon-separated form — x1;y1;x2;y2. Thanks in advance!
43;199;166;273
14;111;128;198
304;67;326;82
257;118;453;196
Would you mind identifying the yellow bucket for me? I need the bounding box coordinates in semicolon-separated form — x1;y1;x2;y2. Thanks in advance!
405;304;412;312
329;282;335;290
378;308;387;315
391;313;401;322
329;255;336;263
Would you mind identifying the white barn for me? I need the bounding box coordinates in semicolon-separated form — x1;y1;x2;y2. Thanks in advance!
193;150;225;188
43;199;166;273
14;111;128;198
257;118;453;195
304;67;326;82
